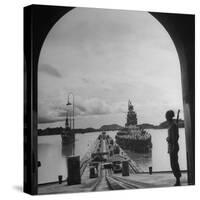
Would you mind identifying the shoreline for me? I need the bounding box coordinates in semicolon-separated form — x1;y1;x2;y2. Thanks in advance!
38;127;185;137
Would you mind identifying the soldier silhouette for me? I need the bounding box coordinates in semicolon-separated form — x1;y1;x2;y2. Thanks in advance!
165;110;181;186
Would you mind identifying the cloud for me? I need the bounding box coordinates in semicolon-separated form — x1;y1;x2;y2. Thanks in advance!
38;116;63;124
39;64;62;78
38;101;65;124
81;78;91;84
38;96;127;124
75;97;112;116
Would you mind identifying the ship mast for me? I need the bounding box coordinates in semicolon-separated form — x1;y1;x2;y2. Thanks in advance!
66;92;75;130
65;110;69;129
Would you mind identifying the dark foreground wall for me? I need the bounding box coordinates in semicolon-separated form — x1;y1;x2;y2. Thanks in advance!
151;12;195;185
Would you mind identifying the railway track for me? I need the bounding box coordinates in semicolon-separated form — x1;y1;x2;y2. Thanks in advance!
106;175;139;190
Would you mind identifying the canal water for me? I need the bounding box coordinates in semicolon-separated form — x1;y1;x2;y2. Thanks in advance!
38;128;186;184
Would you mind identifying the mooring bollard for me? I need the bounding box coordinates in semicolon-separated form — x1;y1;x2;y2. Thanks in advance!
149;166;152;175
58;175;63;184
122;161;129;176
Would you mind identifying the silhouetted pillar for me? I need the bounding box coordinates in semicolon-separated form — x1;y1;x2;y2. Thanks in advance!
67;156;81;185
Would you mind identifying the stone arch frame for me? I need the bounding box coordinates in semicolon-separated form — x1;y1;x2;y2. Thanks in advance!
24;5;195;194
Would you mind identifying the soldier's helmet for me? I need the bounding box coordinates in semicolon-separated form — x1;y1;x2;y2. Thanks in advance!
165;110;175;120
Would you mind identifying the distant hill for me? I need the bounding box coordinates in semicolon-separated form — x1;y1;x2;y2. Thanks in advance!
158;119;184;129
139;119;184;130
138;123;157;129
38;127;63;136
99;124;123;131
38;120;185;136
38;127;99;136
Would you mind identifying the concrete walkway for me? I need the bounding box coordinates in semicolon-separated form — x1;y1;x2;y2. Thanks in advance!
108;172;187;189
38;171;187;195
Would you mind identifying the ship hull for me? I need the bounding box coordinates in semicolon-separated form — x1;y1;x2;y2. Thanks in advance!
115;135;152;153
115;128;152;153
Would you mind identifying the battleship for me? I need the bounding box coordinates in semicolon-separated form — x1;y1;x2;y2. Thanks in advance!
115;100;152;153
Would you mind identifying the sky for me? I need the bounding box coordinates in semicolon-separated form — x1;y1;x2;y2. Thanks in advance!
38;8;183;129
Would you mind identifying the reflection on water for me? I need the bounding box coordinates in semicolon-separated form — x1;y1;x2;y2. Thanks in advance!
38;135;68;184
62;143;73;157
38;129;186;184
126;150;152;171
